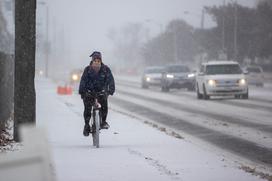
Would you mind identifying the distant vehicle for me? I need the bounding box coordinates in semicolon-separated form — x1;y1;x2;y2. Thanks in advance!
69;69;83;92
141;66;164;89
244;65;264;87
196;61;248;100
161;65;195;92
70;69;83;84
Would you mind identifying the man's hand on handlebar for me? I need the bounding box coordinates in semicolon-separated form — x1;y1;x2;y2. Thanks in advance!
82;90;108;99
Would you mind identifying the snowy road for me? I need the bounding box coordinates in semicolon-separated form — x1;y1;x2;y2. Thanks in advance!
113;76;272;170
35;77;272;181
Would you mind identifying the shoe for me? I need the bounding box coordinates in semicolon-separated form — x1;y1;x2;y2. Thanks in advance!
83;124;91;136
101;122;110;129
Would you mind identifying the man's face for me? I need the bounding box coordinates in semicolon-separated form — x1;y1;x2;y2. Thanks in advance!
92;58;102;71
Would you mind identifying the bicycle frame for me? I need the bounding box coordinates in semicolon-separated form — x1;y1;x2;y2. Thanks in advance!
86;90;106;148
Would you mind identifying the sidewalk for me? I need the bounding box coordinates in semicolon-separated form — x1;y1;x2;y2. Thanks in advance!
36;77;265;181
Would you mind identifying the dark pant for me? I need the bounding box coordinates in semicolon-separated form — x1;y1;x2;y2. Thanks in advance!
83;95;108;125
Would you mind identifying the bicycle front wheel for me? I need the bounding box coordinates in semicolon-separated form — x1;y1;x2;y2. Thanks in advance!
93;110;100;148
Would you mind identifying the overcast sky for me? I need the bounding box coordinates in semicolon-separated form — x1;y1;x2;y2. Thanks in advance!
37;0;256;71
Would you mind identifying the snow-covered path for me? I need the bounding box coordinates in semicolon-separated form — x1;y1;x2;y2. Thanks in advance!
36;78;266;181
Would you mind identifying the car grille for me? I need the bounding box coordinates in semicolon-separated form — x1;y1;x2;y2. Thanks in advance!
216;80;238;87
216;84;238;87
212;90;243;93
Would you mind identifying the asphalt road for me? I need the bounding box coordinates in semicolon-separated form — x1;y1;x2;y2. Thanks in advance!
110;78;272;170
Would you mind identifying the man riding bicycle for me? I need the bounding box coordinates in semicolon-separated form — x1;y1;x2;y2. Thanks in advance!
79;51;115;136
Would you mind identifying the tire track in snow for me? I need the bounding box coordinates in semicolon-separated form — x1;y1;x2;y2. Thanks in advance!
116;89;272;134
127;148;182;180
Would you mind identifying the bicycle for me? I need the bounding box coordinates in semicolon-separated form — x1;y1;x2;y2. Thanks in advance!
86;90;107;148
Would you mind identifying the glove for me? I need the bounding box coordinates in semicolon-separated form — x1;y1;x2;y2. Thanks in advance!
109;91;114;96
81;93;86;99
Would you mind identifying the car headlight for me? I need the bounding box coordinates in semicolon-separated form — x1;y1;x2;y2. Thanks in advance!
146;77;151;82
238;78;246;85
72;74;79;81
166;74;174;78
187;73;195;78
208;79;216;86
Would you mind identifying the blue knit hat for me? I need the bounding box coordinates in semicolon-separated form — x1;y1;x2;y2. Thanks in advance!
90;51;102;60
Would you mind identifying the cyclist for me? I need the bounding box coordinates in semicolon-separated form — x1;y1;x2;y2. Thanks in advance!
79;51;115;136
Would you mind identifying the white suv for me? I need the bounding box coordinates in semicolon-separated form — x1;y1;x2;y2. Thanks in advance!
196;61;248;100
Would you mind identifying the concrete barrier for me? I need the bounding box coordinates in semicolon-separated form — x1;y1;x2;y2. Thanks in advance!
0;126;55;181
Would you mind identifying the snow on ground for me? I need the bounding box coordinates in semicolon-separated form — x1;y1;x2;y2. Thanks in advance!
35;77;266;181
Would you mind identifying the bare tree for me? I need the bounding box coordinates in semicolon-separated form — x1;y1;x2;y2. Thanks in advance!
14;0;36;141
107;23;147;68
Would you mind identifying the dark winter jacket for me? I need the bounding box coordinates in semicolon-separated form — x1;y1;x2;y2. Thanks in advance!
79;63;115;96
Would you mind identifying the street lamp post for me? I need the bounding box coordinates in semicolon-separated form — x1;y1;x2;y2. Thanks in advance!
227;0;238;60
233;0;238;60
38;1;49;77
201;8;205;29
173;27;178;63
183;9;206;62
222;0;226;52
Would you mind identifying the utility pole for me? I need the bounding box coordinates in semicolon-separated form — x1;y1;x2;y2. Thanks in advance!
222;0;226;52
174;27;178;63
201;8;205;29
14;0;37;141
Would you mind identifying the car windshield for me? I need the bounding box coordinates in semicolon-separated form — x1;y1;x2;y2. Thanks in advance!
167;66;189;73
206;64;242;75
145;68;163;73
247;67;261;73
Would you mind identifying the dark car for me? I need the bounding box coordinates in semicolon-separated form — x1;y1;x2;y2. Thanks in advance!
141;66;164;89
161;65;195;92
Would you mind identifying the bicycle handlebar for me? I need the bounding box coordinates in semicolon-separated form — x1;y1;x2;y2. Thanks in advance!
85;90;108;98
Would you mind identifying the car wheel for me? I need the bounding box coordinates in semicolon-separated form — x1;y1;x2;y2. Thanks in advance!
196;84;203;99
142;84;149;89
187;83;195;91
203;84;210;100
161;85;169;92
234;95;241;99
242;91;249;99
